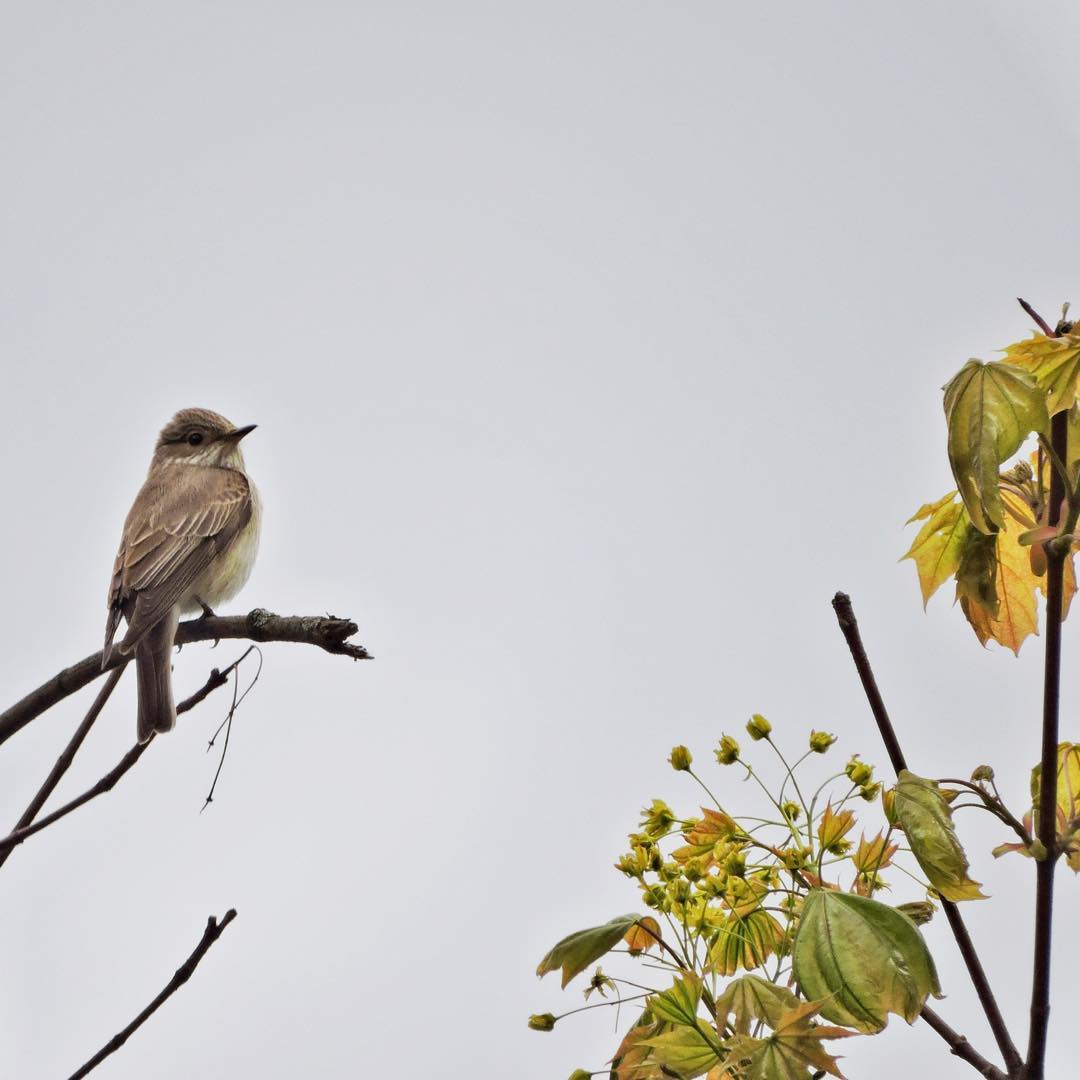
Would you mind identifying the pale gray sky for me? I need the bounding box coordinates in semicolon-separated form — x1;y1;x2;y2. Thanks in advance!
2;2;1079;1077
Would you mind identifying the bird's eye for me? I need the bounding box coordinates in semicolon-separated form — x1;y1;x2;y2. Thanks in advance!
187;432;203;446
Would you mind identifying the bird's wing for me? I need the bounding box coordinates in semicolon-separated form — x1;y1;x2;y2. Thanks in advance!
105;467;252;655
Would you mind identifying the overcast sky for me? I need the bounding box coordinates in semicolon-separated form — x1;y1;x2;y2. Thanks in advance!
3;2;1080;1078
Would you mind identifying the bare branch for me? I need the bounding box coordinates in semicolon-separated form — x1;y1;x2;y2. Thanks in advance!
831;591;1022;1076
66;909;238;1080
0;654;250;858
0;668;124;870
0;608;370;747
921;1006;1007;1080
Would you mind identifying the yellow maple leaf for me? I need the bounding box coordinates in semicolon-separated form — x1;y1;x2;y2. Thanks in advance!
958;516;1040;655
1004;331;1080;415
902;491;969;608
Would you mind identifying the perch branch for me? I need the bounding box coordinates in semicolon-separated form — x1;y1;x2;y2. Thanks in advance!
66;909;238;1080
831;591;1022;1076
0;608;370;747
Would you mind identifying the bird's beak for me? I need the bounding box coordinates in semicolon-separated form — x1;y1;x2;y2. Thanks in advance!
227;424;257;441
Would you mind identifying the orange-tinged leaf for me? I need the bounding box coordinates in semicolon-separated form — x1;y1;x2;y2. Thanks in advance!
851;831;898;875
943;359;1048;533
817;803;857;853
902;492;969;607
624;917;662;954
1004;331;1080;415
611;1017;669;1080
959;518;1040;654
673;807;739;866
742;999;856;1080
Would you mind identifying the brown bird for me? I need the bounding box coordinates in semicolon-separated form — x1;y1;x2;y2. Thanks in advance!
103;408;262;743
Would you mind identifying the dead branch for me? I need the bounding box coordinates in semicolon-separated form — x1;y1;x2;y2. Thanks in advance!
66;909;238;1080
0;608;370;747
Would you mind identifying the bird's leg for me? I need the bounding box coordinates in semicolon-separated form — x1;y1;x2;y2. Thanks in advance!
193;596;220;647
194;596;217;619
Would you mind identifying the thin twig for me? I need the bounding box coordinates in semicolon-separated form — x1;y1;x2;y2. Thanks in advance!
202;649;262;810
921;1006;1007;1080
937;777;1033;847
0;657;247;857
0;609;370;747
831;591;1022;1076
0;667;124;871
66;909;238;1080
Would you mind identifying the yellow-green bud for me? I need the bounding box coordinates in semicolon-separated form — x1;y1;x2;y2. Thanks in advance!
781;801;801;821
671;879;692;904
669;745;693;771
529;1013;557;1032
882;786;897;824
715;734;741;765
640;798;675;837
724;850;746;877
860;781;881;802
971;764;995;782
568;1071;592;1080
809;730;837;753
896;901;936;925
845;755;874;786
746;713;772;741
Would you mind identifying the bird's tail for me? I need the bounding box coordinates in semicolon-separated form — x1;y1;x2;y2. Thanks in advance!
134;610;179;744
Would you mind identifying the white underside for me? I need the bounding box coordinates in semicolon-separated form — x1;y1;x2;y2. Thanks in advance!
179;482;262;613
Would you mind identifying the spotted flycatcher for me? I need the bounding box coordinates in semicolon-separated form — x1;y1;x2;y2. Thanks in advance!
103;408;261;743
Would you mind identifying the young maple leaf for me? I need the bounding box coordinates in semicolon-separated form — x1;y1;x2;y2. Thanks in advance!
1003;331;1080;415
735;998;857;1080
902;491;969;608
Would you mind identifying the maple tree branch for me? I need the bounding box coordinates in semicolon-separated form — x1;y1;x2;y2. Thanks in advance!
938;778;1033;848
0;660;242;858
0;667;125;871
831;591;1023;1076
66;909;237;1080
0;608;370;747
921;1007;1007;1080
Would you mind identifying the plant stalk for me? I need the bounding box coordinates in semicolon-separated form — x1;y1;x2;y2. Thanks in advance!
1025;405;1068;1080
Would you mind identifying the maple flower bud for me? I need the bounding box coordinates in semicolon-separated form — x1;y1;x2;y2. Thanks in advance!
971;764;995;782
724;850;746;877
668;745;693;772
568;1071;592;1080
781;801;801;821
746;713;772;741
528;1013;557;1032
845;755;874;786
881;787;897;824
809;730;837;753
859;781;882;802
896;901;936;925
715;734;741;765
640;799;675;837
